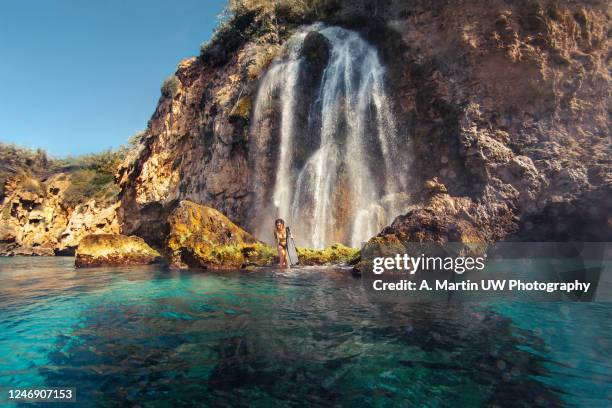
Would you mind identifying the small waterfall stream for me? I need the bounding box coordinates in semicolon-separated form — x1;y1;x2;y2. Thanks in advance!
251;24;409;248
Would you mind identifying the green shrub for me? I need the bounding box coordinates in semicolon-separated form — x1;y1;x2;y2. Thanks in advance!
0;143;52;200
1;143;126;207
161;75;181;98
62;169;120;208
228;0;333;22
52;148;126;208
128;130;147;147
21;177;46;196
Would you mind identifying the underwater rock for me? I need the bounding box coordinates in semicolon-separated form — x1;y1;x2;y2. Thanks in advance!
166;200;276;269
75;234;162;268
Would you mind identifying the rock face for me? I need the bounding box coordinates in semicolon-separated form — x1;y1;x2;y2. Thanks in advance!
372;0;611;243
3;1;609;256
75;234;162;268
0;174;121;256
166;200;276;269
117;0;610;249
377;178;487;244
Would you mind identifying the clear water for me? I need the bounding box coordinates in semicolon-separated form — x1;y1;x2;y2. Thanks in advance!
0;258;610;407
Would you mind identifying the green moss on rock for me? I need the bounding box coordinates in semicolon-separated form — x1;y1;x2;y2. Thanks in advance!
166;200;276;269
296;243;359;266
75;234;162;268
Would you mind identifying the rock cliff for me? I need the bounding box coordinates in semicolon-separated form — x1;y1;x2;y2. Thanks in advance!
0;173;121;256
118;0;610;248
3;0;610;258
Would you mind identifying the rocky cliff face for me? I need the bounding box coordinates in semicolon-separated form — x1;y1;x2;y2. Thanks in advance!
116;0;610;246
0;174;121;256
374;0;610;243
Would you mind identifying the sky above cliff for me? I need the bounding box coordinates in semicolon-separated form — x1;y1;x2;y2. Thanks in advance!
0;0;226;156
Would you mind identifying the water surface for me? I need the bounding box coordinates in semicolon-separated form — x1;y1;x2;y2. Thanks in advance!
0;258;610;407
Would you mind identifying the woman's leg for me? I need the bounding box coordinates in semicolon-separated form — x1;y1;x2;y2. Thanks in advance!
277;245;287;267
282;247;290;268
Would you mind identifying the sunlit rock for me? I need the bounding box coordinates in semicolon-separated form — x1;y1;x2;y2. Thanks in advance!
75;234;162;268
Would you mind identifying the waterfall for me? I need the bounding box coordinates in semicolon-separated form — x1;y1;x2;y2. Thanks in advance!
251;25;409;249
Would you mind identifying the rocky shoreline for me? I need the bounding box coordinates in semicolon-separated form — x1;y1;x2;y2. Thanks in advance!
1;186;358;269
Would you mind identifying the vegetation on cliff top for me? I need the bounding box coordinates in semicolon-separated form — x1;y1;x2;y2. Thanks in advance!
160;74;180;99
199;0;337;65
0;142;129;207
0;144;50;199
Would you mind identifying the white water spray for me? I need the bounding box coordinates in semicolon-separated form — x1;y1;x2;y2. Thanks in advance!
251;25;409;248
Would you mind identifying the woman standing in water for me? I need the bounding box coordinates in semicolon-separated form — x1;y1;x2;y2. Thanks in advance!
274;218;289;268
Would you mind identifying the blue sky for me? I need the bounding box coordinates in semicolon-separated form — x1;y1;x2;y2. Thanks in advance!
0;0;227;156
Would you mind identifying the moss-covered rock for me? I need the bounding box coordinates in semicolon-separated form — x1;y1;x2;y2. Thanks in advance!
75;234;162;268
166;200;276;269
296;243;359;266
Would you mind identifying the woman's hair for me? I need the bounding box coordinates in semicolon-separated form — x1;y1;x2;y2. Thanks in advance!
275;218;285;227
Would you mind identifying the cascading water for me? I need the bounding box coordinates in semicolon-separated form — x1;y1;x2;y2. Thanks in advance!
251;25;409;249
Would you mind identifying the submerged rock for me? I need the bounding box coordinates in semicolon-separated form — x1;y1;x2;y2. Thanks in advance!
75;234;162;268
166;201;276;269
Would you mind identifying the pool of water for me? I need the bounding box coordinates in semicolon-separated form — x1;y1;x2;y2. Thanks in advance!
0;257;610;407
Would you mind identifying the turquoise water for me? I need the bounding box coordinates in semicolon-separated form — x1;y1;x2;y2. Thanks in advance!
0;258;610;407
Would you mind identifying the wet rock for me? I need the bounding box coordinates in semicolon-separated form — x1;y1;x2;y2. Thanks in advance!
296;244;359;266
378;205;486;245
166;200;276;269
75;234;162;268
302;31;330;67
424;177;448;195
301;30;330;86
8;246;55;257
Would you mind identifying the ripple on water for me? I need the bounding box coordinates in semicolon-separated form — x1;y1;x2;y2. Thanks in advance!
0;257;610;406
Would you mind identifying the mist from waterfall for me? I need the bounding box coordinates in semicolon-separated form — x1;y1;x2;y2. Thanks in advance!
251;25;409;249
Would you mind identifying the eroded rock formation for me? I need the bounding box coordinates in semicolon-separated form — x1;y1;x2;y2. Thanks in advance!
3;1;609;259
0;174;121;256
118;0;610;249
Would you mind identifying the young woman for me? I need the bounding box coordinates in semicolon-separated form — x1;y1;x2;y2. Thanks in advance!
274;218;289;268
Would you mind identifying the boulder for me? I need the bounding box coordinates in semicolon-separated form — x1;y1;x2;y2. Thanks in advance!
166;200;276;269
75;234;162;268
